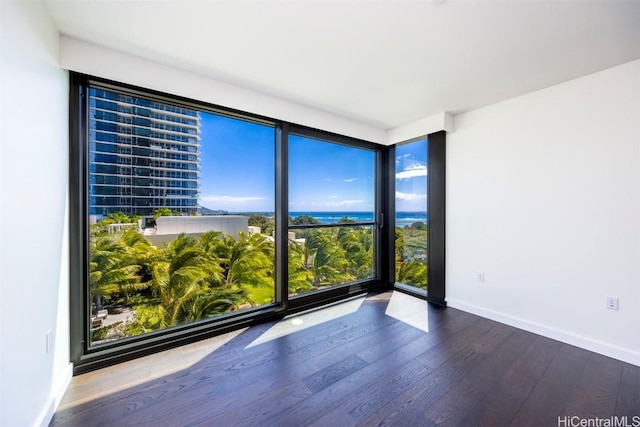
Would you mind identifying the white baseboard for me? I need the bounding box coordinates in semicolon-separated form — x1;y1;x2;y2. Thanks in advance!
35;399;56;427
447;299;640;367
35;363;73;427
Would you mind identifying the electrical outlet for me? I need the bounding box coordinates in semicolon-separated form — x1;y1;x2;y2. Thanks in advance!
606;297;619;311
477;272;485;283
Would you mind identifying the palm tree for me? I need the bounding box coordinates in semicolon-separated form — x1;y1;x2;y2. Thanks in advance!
288;241;315;295
89;237;144;309
396;259;428;289
395;226;405;263
337;226;373;279
213;232;274;294
232;232;274;289
120;230;161;296
306;229;353;286
188;287;246;320
151;250;208;327
149;234;213;327
128;232;258;334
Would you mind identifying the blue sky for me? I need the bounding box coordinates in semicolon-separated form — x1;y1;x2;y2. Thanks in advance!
395;139;428;213
198;112;426;213
199;113;275;212
288;135;375;212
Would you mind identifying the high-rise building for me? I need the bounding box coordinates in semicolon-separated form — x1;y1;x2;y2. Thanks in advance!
88;86;200;217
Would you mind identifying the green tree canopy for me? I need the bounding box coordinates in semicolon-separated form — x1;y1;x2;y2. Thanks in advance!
396;259;427;289
291;215;320;225
153;208;182;219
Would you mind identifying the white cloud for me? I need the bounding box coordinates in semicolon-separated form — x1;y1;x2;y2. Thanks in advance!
337;199;364;205
396;191;426;201
323;177;357;182
201;195;266;203
396;164;427;180
311;199;365;207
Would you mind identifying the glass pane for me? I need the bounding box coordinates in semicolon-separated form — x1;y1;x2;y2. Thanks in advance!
288;135;376;296
288;224;375;296
88;87;275;345
395;139;428;290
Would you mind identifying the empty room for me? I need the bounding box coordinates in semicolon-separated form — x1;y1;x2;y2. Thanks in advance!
1;1;639;426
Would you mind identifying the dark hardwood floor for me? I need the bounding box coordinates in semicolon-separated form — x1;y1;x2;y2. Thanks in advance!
51;291;640;427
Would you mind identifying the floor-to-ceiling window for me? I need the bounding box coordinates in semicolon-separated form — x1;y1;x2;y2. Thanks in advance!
394;138;428;294
70;75;385;373
389;131;446;305
86;84;277;346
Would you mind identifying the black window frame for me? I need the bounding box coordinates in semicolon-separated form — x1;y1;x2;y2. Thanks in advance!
69;73;393;374
284;125;384;313
387;132;447;306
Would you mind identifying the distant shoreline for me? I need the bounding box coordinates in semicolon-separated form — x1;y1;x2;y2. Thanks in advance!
205;210;428;227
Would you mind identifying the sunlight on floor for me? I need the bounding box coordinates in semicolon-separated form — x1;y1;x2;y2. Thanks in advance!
60;328;247;409
61;292;430;411
385;291;429;332
246;296;366;348
246;291;429;349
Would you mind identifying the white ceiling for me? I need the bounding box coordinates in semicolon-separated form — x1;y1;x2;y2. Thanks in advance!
44;0;640;130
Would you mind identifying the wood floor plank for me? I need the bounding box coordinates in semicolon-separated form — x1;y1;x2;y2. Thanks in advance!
345;318;498;421
356;306;476;364
302;354;368;393
510;343;590;426
615;362;640;418
354;321;515;425
421;328;537;427
54;300;396;425
321;314;426;367
193;380;313;427
50;291;640;427
563;352;623;418
459;335;562;427
109;358;321;426
260;325;437;426
261;309;484;426
307;407;357;427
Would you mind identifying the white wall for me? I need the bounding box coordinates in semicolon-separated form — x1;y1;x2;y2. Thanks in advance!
59;36;388;145
155;215;248;237
447;60;640;365
387;112;455;145
0;1;72;426
59;36;455;145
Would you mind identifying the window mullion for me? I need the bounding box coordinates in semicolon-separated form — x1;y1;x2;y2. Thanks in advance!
275;122;289;312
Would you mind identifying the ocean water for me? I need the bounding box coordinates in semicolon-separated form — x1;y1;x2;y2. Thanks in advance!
289;211;427;227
